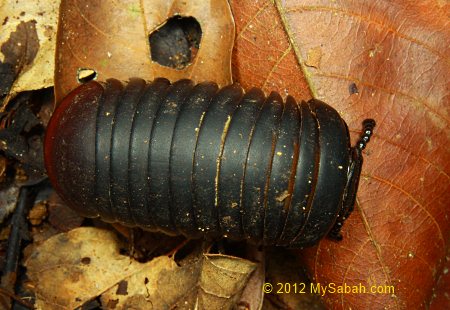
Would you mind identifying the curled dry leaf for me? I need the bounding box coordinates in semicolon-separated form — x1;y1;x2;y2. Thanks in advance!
25;227;256;310
55;0;234;102
198;254;256;308
0;0;58;106
231;0;449;309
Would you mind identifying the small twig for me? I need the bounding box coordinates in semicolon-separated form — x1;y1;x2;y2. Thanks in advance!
0;287;34;309
3;187;31;274
1;186;37;309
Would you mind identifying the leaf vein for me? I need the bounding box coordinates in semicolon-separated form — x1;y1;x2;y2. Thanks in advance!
283;5;449;61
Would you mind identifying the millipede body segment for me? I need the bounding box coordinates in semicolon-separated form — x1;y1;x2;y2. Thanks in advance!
44;78;375;248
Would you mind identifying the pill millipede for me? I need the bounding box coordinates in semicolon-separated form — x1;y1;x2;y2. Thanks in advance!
44;78;375;248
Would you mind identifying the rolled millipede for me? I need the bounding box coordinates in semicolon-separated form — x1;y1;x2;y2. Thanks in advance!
44;78;375;248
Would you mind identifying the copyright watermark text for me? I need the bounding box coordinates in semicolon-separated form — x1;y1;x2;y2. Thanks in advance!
263;282;395;296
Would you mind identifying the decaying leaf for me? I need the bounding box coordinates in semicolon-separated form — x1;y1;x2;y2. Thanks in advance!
0;0;58;106
198;254;256;308
25;227;147;309
99;255;180;309
25;227;256;309
102;253;256;309
0;20;39;102
231;0;449;308
55;0;235;102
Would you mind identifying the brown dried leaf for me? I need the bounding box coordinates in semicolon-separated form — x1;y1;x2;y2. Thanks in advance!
25;227;256;309
55;0;234;102
198;254;256;308
231;0;449;309
101;253;256;309
0;0;58;105
25;227;165;310
99;255;180;309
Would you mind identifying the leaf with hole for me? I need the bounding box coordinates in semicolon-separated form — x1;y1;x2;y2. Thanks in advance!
54;0;234;102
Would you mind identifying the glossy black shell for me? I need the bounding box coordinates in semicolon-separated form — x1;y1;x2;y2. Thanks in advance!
44;78;354;248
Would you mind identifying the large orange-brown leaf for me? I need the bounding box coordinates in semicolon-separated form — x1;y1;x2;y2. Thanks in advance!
231;0;449;309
